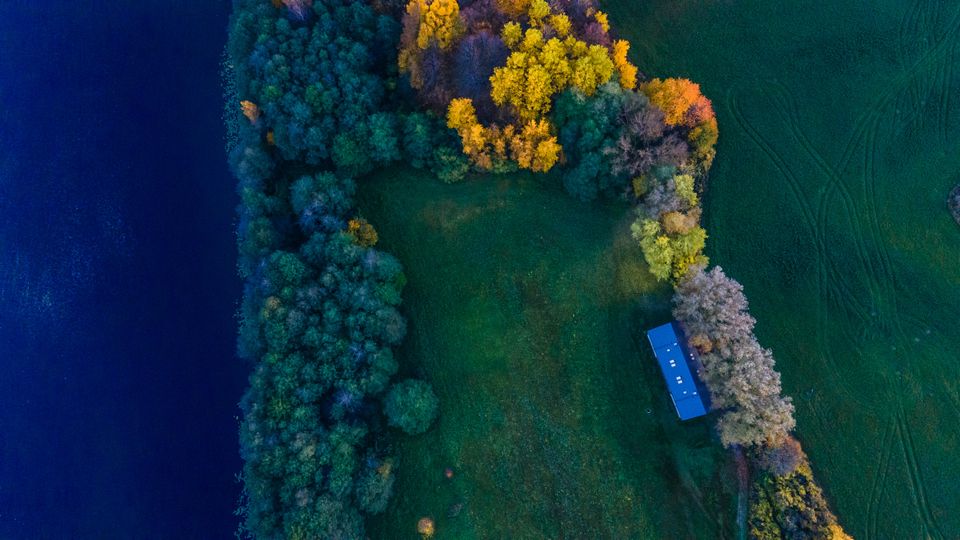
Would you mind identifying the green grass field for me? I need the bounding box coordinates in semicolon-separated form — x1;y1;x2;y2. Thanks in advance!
358;170;736;538
603;0;960;537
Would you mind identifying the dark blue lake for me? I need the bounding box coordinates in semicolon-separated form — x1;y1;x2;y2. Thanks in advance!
0;1;244;537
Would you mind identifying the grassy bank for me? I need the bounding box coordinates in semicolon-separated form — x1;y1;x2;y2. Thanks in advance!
358;168;736;538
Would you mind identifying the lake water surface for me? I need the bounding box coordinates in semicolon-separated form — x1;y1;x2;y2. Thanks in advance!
0;1;243;537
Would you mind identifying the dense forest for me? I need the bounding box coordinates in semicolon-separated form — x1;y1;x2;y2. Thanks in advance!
225;0;848;537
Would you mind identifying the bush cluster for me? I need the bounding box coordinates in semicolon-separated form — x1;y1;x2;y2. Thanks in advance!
398;0;647;174
631;173;707;281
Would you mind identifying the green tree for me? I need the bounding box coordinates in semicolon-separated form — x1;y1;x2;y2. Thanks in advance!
384;379;439;435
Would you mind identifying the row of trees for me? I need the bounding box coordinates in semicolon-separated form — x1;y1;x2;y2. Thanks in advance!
672;267;850;538
228;0;440;537
673;265;795;447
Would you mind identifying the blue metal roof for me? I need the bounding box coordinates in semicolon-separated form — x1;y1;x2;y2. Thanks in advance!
646;322;708;421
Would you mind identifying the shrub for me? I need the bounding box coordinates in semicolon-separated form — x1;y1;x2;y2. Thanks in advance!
354;459;396;514
431;146;471;183
756;436;805;477
384;379;440;435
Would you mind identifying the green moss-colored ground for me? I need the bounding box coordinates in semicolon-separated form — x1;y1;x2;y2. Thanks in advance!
358;169;735;539
604;1;960;537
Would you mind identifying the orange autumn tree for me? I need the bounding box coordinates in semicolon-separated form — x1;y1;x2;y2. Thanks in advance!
611;40;637;90
640;78;718;167
240;100;260;123
347;218;379;247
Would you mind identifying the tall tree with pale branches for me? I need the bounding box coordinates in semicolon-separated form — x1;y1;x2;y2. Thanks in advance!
673;265;795;447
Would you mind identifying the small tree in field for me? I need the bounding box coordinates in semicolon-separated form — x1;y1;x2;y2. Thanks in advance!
384;379;439;435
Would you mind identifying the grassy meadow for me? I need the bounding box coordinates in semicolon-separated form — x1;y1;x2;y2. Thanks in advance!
358;169;736;538
603;0;960;537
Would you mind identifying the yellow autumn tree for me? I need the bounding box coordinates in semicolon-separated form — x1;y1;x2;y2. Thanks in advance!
347;218;379;247
446;98;493;168
240;100;260;123
569;44;615;95
509;120;560;172
407;0;464;50
490;28;614;122
640;78;703;125
611;40;638;89
592;10;610;32
548;13;571;37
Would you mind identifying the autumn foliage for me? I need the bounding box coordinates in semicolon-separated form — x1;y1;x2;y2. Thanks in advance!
399;0;638;173
408;0;464;50
347;218;380;247
640;78;717;168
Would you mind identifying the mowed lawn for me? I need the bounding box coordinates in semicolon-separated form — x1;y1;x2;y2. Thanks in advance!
602;0;960;536
358;169;735;539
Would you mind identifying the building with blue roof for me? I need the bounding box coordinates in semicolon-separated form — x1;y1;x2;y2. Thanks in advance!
646;322;708;420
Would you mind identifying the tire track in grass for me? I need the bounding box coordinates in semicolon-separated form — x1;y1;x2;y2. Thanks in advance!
858;112;900;330
724;4;960;536
827;0;960;380
897;409;947;539
754;82;904;420
897;0;925;68
938;37;955;145
861;1;957;426
763;81;879;318
865;416;896;540
859;11;960;531
862;2;960;366
835;2;960;184
726;86;884;414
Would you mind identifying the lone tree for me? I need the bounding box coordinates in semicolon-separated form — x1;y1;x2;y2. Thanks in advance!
384;379;439;435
